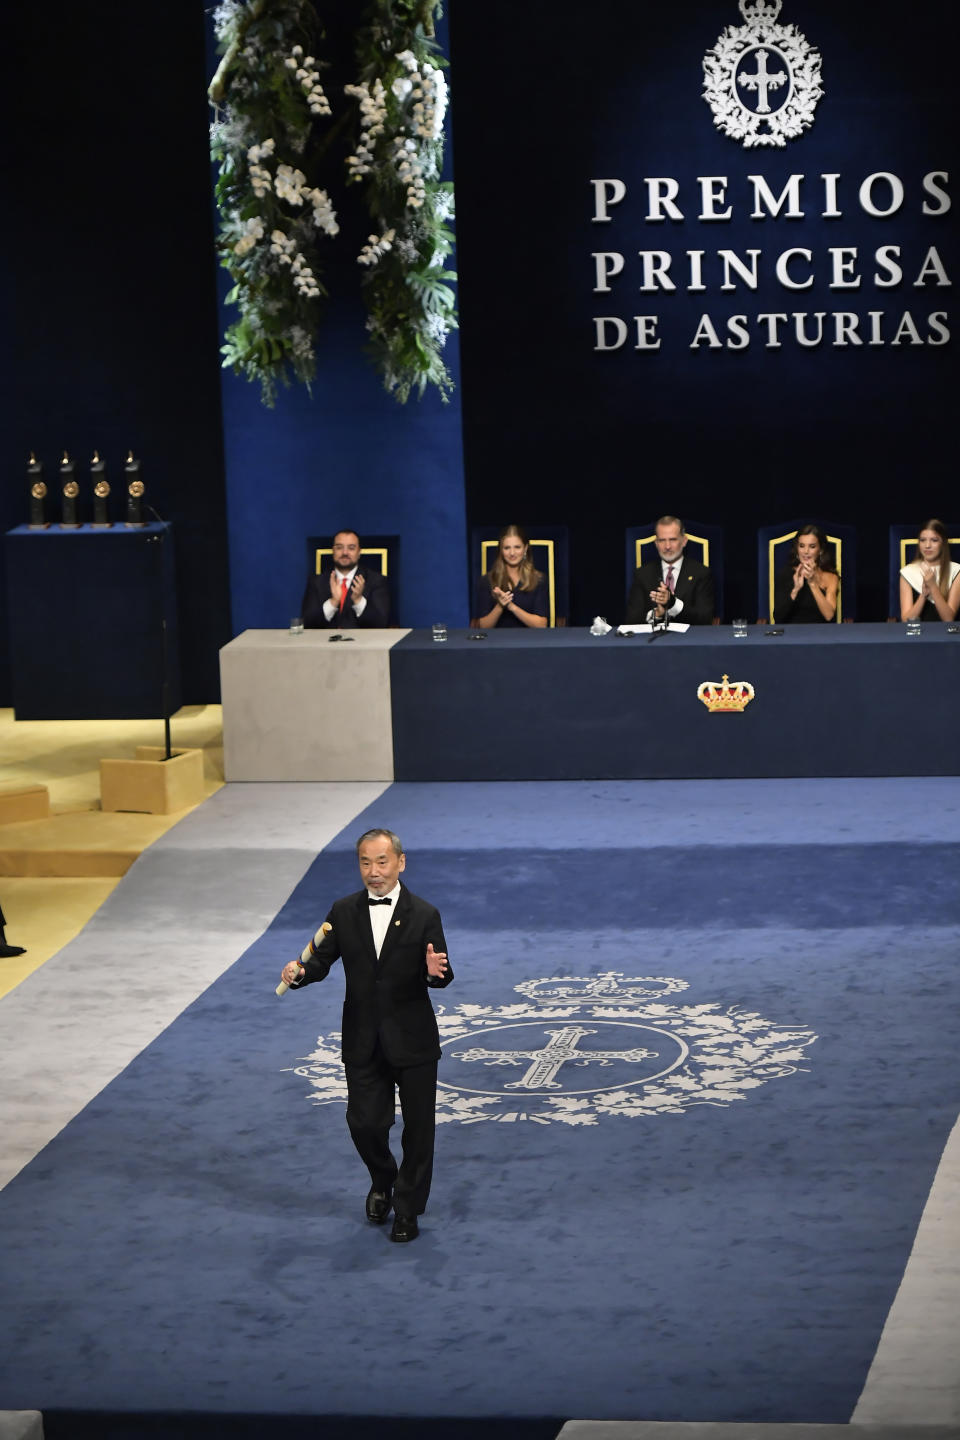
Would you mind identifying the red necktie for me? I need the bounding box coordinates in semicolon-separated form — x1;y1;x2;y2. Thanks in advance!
666;565;675;593
339;578;348;613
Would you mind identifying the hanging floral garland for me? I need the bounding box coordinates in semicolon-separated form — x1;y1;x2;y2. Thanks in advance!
345;1;457;402
208;0;456;407
209;0;340;405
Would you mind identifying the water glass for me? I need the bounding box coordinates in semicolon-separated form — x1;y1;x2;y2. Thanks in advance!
432;622;448;643
289;616;304;635
732;618;749;638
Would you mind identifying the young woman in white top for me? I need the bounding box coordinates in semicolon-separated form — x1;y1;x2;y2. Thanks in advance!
899;519;960;622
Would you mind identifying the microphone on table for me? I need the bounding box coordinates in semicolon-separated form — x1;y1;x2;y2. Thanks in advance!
648;602;669;642
276;921;332;996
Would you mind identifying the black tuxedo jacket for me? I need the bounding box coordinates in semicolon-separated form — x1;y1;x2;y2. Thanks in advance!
301;563;391;629
624;555;715;626
293;884;452;1066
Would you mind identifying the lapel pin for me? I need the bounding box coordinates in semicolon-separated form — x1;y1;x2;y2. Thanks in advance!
394;919;400;926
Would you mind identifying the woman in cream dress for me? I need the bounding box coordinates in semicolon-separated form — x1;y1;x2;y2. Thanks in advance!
899;519;960;622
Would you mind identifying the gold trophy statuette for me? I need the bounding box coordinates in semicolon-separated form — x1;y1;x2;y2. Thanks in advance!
125;453;146;526
91;451;112;527
28;457;48;527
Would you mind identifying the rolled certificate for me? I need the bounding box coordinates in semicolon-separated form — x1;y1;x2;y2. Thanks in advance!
276;921;332;996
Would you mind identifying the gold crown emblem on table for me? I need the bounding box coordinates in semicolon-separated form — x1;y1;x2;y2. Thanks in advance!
697;674;755;712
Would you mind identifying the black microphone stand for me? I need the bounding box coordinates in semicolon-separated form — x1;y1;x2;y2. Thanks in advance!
146;504;172;760
647;608;670;643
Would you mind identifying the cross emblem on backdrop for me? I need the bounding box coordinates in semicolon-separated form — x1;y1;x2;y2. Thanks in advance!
738;48;787;112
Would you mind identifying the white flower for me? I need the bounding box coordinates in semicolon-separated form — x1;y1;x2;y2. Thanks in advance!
232;215;264;256
392;76;413;100
425;312;450;346
291;44;303;57
304;187;339;236
357;229;396;266
285;57;298;70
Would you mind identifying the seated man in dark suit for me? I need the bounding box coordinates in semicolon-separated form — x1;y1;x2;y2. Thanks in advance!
624;515;715;625
301;529;391;629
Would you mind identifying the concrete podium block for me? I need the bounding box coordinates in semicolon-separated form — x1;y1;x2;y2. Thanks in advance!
0;785;50;825
220;629;409;781
100;747;204;815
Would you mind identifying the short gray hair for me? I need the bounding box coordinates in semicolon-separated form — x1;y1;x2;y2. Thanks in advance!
355;828;404;857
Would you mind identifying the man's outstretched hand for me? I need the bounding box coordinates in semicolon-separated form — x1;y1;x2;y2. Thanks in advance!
425;943;449;979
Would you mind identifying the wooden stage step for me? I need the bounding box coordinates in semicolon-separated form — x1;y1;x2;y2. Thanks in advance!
0;811;169;877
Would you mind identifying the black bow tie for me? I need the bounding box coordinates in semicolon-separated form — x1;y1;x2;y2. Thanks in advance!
368;897;392;906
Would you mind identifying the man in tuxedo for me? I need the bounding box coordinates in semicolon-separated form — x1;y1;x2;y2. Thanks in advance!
280;828;452;1243
624;515;715;625
301;529;391;628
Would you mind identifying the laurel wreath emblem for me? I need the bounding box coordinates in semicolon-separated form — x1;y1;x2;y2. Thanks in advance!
703;18;824;148
288;974;817;1127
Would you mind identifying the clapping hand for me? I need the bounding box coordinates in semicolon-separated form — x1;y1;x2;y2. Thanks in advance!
350;572;366;604
650;581;670;613
425;942;449;980
492;586;514;608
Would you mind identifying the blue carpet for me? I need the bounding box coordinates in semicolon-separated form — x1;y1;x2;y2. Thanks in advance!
1;781;958;1427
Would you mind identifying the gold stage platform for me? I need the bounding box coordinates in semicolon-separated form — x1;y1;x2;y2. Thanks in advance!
0;707;223;998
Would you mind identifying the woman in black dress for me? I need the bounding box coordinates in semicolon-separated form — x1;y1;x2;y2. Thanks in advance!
473;524;549;629
773;525;839;624
899;519;960;622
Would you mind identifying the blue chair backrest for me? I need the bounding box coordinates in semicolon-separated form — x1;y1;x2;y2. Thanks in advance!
757;521;857;622
624;521;724;619
888;523;960;618
470;524;569;626
307;533;399;613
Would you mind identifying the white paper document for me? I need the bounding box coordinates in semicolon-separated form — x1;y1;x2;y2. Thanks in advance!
616;622;690;635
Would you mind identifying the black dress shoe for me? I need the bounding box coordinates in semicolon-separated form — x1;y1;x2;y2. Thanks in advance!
0;944;26;958
365;1187;392;1224
389;1213;419;1243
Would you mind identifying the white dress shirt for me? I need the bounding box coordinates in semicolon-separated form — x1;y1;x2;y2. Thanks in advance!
322;565;368;622
646;552;686;621
366;881;401;958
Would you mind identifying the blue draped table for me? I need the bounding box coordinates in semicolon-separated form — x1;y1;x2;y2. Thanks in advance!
4;523;180;720
389;624;960;780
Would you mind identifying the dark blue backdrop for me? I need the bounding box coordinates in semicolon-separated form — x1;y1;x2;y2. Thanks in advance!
449;0;959;625
2;3;957;708
1;4;231;705
209;6;469;638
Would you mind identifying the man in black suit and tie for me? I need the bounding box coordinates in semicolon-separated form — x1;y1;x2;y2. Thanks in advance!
624;514;715;626
301;529;391;628
280;828;452;1243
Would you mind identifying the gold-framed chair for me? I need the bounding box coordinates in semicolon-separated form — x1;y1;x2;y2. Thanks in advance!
470;525;568;627
888;523;960;619
306;533;398;620
625;521;724;623
757;522;856;623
